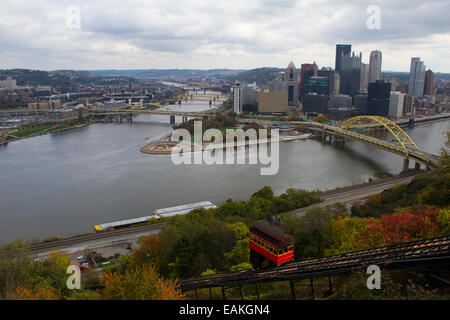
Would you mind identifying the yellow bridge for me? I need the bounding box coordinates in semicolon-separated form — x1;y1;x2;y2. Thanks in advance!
310;116;441;171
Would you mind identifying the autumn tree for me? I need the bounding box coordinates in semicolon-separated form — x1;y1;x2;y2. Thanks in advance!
131;235;163;267
102;264;184;300
357;208;441;247
314;114;329;123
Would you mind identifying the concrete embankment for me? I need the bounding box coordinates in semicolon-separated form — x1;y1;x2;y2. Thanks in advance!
140;133;313;155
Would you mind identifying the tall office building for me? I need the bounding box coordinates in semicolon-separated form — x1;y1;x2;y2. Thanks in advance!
303;93;329;114
333;73;340;93
408;57;426;98
340;51;362;97
354;94;368;113
232;82;243;115
369;50;382;83
300;63;318;100
285;61;299;107
318;68;336;95
403;94;414;115
328;94;352;109
232;82;258;114
335;44;352;74
424;69;435;96
304;77;329;95
360;63;370;92
367;80;391;116
389;91;405;118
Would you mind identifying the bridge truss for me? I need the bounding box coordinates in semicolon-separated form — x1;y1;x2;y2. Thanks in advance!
340;116;419;155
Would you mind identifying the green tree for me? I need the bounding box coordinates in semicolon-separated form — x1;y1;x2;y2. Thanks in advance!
252;186;274;200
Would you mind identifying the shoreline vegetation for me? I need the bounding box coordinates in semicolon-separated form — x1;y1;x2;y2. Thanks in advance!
0;121;94;145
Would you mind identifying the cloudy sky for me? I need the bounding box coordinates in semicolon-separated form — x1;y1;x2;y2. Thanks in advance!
1;0;449;72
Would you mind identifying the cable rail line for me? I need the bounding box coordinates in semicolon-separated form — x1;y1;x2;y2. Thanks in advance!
179;236;450;291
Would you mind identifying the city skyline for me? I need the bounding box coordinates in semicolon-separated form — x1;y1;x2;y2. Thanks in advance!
1;1;450;72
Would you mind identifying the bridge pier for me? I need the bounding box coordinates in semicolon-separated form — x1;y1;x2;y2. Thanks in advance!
403;158;410;172
415;162;421;170
170;115;176;125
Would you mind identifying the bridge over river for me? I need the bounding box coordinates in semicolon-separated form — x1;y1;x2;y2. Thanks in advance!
307;116;442;172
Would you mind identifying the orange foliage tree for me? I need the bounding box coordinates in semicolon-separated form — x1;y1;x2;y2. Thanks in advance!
357;207;441;247
102;264;184;300
15;285;58;300
131;235;162;266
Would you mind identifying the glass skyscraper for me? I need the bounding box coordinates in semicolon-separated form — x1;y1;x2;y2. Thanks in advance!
335;44;352;73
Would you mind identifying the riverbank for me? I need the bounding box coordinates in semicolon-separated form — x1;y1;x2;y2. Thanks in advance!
0;122;92;146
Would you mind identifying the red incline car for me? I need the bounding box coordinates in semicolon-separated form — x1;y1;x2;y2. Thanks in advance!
249;221;295;269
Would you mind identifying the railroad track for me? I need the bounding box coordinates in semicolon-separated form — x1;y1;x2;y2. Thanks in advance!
179;236;450;291
312;171;418;199
0;223;164;258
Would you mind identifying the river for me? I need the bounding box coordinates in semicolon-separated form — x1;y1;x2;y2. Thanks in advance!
0;104;448;244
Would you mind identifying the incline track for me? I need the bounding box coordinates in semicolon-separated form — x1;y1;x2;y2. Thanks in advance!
179;236;450;291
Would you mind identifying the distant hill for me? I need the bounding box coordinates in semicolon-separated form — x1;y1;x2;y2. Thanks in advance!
226;67;283;85
0;69;140;87
89;69;244;81
381;71;450;83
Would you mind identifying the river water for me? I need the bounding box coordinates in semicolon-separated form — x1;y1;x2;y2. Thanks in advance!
0;102;448;244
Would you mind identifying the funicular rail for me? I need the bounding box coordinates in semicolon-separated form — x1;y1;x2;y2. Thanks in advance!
179;236;450;291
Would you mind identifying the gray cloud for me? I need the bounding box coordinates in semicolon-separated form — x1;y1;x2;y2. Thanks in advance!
0;0;449;71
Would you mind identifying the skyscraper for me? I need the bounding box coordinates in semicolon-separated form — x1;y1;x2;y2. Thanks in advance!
232;82;243;115
369;50;382;83
424;69;435;96
360;63;370;92
389;91;405;118
318;68;336;95
300;62;318;100
285;61;299;107
408;57;426;98
304;77;329;95
335;44;352;74
340;51;362;97
367;80;391;116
